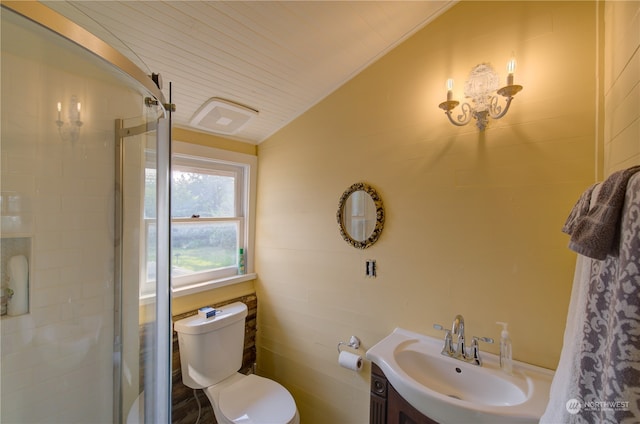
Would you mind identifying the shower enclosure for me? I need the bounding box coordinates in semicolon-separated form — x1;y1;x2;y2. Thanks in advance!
1;3;171;423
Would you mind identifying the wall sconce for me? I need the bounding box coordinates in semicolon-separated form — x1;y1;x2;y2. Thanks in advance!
438;59;522;131
55;95;83;142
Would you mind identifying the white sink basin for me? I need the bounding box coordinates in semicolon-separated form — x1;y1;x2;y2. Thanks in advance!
366;328;553;424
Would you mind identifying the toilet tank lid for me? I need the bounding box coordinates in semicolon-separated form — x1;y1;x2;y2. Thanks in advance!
174;302;248;335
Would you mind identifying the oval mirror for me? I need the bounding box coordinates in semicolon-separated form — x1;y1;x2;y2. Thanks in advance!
337;182;384;249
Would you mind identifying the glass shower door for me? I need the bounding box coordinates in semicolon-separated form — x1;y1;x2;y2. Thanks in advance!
1;4;172;423
116;113;171;424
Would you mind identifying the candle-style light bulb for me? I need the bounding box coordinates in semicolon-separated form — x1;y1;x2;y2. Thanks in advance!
507;59;516;86
446;78;454;101
76;102;81;122
56;102;62;121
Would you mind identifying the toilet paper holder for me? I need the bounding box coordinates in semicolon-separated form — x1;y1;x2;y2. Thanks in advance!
337;335;360;353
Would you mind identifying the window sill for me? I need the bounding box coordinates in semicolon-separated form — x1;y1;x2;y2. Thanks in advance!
139;273;257;304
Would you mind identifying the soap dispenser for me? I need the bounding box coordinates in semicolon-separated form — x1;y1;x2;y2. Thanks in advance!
496;322;513;374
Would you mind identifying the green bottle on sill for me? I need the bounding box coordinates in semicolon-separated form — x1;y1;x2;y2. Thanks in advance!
238;248;246;275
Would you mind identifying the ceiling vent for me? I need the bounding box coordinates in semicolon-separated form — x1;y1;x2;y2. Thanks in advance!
189;98;258;135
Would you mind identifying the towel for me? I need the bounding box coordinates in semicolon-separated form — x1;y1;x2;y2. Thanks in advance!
563;165;640;260
542;171;640;423
562;183;598;234
539;253;592;424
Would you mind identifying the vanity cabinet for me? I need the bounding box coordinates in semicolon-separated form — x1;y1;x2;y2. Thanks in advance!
370;363;439;424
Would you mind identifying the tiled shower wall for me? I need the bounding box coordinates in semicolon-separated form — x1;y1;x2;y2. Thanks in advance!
603;0;640;174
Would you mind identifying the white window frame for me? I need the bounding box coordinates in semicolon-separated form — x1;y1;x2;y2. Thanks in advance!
141;141;257;301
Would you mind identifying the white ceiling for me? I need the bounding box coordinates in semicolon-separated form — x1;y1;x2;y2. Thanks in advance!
45;1;454;144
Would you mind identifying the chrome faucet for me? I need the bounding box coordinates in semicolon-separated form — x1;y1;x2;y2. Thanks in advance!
452;314;466;359
433;315;494;366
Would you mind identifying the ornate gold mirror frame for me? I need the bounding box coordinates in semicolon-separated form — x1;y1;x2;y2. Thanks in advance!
336;182;385;249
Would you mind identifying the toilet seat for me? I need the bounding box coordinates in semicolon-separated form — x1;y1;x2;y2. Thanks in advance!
212;374;297;424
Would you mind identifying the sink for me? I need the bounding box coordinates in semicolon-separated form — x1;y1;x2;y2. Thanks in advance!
366;328;553;424
394;341;528;406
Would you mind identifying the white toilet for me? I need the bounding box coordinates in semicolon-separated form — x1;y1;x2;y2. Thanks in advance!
174;302;299;424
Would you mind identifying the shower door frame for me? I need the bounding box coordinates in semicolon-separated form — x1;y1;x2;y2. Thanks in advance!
2;2;173;423
115;116;172;424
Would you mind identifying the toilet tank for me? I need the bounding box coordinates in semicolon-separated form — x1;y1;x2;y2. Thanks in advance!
174;302;248;389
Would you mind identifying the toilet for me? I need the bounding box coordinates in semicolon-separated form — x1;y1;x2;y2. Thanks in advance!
174;302;299;424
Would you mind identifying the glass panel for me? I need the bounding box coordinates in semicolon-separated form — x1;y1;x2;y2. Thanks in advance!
172;171;236;218
0;8;114;423
172;221;239;273
142;163;242;293
119;117;162;424
152;116;172;424
143;220;239;295
1;7;170;424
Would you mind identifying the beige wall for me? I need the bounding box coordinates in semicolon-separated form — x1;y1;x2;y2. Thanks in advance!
255;2;598;423
603;0;640;175
177;1;640;423
173;127;257;156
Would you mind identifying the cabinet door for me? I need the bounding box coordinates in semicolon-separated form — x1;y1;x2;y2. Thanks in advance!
370;393;387;424
370;367;388;424
387;384;439;424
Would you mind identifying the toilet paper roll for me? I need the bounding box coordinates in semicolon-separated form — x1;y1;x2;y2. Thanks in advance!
338;350;363;372
7;255;29;316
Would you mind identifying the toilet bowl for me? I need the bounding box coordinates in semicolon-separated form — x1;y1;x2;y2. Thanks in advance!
174;302;299;424
205;373;299;424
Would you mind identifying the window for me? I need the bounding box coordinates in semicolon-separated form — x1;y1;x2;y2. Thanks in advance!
142;142;256;298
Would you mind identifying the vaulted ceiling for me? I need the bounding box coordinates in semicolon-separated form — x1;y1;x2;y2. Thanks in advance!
44;1;454;144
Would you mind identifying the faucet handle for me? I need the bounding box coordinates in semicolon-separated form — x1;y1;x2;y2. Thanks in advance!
433;324;454;356
472;336;494;345
433;323;453;337
469;336;494;366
